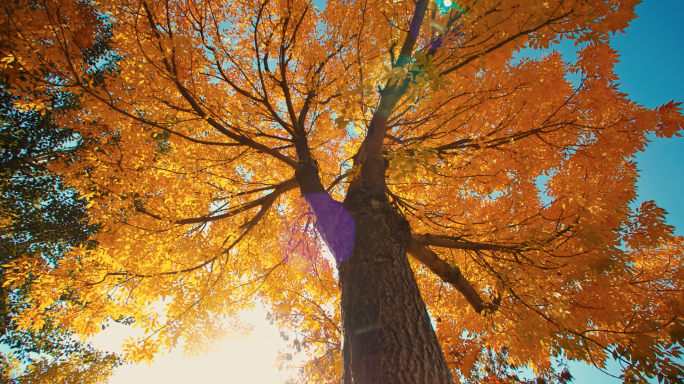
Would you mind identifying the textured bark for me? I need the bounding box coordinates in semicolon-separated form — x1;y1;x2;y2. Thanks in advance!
337;155;453;384
331;3;451;377
295;162;327;195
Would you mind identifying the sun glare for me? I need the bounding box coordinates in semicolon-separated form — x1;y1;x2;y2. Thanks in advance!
89;306;293;384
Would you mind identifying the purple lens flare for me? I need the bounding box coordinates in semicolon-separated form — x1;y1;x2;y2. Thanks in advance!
304;193;355;266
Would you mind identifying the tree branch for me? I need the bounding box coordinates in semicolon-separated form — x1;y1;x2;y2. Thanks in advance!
140;0;299;169
407;235;499;314
354;0;430;164
135;178;298;225
439;11;573;77
412;233;520;253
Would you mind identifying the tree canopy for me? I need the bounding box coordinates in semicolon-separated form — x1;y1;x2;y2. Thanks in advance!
2;0;684;382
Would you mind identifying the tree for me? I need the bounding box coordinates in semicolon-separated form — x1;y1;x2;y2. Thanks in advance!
2;0;684;382
0;85;122;382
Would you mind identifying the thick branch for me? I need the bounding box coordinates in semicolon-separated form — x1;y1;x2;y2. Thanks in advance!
355;0;430;163
395;0;430;68
407;235;498;314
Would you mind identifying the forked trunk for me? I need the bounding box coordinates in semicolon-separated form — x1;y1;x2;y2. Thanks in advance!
338;185;453;384
297;154;452;382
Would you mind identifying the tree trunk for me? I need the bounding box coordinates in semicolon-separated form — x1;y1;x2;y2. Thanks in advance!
339;179;453;383
297;154;452;383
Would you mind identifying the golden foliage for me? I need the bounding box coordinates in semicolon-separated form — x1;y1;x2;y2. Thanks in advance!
2;0;683;381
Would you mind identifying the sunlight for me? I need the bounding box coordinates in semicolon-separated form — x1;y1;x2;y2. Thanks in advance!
89;306;293;384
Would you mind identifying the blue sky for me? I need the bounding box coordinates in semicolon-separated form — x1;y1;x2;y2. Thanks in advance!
620;0;684;235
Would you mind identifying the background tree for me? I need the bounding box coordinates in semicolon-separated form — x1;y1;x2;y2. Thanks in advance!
0;8;123;381
0;85;122;383
2;0;684;383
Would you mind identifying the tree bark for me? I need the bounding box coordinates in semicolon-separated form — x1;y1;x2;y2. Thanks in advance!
337;155;453;384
